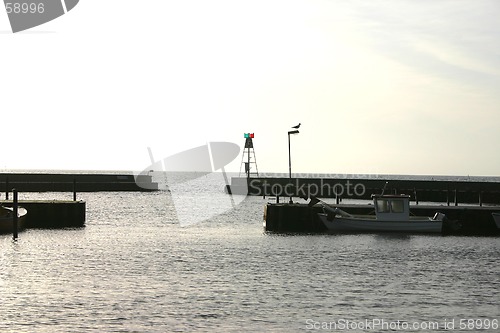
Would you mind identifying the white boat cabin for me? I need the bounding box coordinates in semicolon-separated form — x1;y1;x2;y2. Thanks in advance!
372;194;410;221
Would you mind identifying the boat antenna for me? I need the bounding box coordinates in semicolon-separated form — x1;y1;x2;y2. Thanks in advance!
381;181;389;195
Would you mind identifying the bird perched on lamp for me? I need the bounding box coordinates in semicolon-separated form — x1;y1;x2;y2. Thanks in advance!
292;123;301;129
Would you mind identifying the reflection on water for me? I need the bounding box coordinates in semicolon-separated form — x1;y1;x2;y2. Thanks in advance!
1;192;499;332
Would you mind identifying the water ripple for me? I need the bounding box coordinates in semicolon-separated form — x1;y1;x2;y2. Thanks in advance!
1;194;499;332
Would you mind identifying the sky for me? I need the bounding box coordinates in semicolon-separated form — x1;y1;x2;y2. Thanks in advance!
1;0;499;176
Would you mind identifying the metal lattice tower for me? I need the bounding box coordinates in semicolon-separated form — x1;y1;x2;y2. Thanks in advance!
239;133;259;178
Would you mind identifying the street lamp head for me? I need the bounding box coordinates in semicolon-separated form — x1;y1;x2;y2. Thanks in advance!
287;128;300;203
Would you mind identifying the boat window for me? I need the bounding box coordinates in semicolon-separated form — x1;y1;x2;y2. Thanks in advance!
391;200;404;213
376;199;390;213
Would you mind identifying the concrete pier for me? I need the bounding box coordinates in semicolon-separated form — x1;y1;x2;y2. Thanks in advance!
264;203;500;236
1;200;85;231
1;173;157;192
229;176;500;205
0;171;154;234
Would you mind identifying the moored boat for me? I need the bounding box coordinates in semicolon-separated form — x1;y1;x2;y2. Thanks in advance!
317;194;444;234
0;206;28;234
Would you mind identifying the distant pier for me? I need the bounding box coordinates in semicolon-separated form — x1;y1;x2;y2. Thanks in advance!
1;172;158;192
228;176;500;205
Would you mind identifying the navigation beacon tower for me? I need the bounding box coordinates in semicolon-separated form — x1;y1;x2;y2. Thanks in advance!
239;133;259;179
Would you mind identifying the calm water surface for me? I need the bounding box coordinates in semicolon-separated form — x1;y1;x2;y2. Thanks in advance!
1;191;499;332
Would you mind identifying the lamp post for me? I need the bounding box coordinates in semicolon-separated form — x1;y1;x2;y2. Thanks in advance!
288;129;299;203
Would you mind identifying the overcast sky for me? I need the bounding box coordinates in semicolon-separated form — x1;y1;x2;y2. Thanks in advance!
1;0;499;176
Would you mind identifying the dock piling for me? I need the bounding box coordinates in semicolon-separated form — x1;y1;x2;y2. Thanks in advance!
73;178;77;201
12;189;18;240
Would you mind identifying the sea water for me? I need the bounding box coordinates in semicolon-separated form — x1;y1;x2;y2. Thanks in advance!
0;181;499;332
